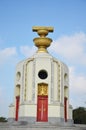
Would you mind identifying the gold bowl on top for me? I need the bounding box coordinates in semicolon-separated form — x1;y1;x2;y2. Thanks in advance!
33;37;52;48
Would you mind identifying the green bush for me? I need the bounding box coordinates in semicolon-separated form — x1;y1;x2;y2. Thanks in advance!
0;117;7;122
73;107;86;124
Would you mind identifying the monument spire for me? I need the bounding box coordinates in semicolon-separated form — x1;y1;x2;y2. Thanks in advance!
32;26;54;52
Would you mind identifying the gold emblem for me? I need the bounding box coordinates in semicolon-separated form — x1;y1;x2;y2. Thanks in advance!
38;83;48;96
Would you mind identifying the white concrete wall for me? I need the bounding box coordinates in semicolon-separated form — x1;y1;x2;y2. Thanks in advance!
26;60;34;102
19;104;37;117
34;57;51;103
48;105;60;117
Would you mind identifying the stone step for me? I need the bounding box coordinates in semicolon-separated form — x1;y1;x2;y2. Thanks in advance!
0;122;86;130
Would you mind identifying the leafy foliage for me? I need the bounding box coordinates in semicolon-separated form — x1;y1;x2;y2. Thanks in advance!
73;107;86;124
0;117;7;122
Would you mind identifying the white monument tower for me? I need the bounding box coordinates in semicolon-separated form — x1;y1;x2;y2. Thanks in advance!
9;26;73;124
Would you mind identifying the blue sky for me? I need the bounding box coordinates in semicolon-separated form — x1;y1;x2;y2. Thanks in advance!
0;0;86;117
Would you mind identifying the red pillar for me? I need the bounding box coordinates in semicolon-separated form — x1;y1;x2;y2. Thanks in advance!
64;97;67;122
15;96;20;121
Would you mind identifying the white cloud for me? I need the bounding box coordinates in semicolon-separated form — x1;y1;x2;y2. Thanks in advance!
20;45;37;57
0;47;17;64
69;66;86;108
50;32;86;65
69;67;86;94
0;47;16;57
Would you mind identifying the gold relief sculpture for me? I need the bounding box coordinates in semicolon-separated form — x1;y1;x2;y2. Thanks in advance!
38;83;48;96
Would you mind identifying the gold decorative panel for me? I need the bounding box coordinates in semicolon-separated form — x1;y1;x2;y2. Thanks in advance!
38;83;48;96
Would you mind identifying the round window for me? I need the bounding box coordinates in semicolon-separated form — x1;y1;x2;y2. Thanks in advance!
38;70;48;79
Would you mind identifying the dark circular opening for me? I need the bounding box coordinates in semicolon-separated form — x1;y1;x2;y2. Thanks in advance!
38;70;48;79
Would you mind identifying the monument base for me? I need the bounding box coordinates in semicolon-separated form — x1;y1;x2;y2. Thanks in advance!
0;122;86;130
8;116;73;126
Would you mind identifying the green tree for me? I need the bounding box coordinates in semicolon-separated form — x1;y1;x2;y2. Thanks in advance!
0;117;7;122
73;107;86;124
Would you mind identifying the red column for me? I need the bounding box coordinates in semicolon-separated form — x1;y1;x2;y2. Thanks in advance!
15;96;20;121
64;97;67;122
